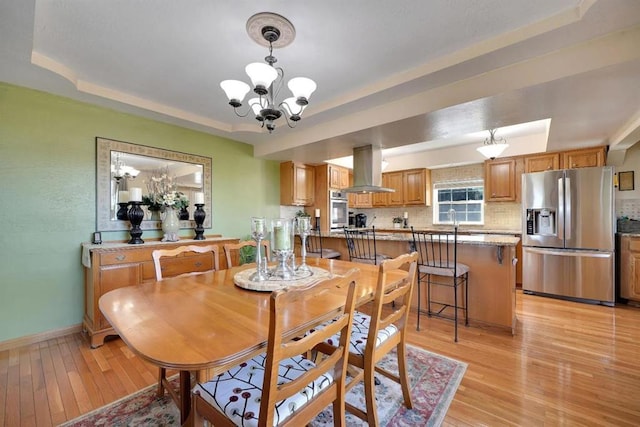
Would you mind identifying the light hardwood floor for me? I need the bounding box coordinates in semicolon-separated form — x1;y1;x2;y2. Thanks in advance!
1;291;639;426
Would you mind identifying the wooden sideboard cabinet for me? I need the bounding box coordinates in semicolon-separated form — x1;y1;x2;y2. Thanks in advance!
82;237;238;347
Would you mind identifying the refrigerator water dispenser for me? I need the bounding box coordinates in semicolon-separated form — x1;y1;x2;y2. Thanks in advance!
526;208;556;236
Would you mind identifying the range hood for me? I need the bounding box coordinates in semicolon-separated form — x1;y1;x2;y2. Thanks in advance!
342;145;395;193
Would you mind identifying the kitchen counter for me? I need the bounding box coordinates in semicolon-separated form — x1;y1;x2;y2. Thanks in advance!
318;231;519;334
328;230;520;247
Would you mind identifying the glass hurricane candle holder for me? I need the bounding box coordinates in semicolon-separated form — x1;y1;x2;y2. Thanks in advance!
270;218;295;280
249;217;270;281
296;216;312;275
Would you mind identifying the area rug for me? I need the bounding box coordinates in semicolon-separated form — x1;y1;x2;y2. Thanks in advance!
59;344;466;427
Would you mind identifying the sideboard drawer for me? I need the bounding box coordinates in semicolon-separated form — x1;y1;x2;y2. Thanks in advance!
99;250;152;265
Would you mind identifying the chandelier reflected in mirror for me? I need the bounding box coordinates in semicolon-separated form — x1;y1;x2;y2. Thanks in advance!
477;129;509;159
220;12;316;133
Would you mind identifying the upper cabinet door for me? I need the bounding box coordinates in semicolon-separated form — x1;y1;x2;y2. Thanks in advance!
328;165;350;189
485;159;516;202
525;153;560;173
384;172;403;206
403;169;430;205
561;147;606;169
280;161;315;206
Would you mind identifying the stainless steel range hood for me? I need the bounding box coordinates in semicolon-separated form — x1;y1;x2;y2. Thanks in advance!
342;145;394;193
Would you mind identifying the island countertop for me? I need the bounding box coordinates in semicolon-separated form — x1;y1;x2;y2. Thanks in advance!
328;230;520;247
318;230;519;334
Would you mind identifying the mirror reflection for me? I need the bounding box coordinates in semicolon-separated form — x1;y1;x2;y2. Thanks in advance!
96;137;212;232
110;152;204;221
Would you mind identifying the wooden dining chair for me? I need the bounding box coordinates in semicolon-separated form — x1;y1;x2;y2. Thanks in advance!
151;244;219;281
318;251;418;427
151;244;220;400
411;226;469;341
343;226;389;265
192;269;360;427
223;240;271;268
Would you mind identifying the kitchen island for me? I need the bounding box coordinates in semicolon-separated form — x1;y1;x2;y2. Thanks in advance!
319;230;520;334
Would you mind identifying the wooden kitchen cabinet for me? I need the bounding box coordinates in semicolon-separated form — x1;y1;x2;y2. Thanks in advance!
370;168;431;207
82;237;238;347
350;192;372;208
280;161;315;206
328;164;349;189
485;158;517;202
404;168;431;205
561;146;606;169
620;235;640;302
525;152;560;173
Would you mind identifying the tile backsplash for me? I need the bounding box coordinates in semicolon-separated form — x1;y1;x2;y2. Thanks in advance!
616;198;640;219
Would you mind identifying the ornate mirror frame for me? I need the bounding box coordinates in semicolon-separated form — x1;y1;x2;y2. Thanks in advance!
96;137;212;232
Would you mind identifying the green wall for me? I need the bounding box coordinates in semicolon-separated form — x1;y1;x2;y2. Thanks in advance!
0;82;281;343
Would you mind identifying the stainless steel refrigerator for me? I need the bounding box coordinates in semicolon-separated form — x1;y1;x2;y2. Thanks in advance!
521;166;615;305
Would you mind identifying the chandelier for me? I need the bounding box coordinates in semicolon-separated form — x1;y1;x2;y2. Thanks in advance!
476;129;509;159
111;153;140;181
220;12;316;133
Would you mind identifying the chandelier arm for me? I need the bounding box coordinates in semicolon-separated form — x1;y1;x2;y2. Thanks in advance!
231;104;256;119
280;110;299;129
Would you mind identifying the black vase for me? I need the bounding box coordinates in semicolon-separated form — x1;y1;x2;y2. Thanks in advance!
179;207;189;220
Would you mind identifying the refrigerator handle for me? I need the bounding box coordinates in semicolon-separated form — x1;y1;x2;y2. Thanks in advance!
558;177;564;240
565;177;571;240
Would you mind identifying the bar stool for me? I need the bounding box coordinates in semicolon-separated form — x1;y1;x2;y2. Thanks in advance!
299;228;341;259
343;226;389;265
411;226;469;342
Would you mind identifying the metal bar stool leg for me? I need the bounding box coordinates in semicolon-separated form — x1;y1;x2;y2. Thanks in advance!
464;273;469;326
454;275;458;342
417;274;422;331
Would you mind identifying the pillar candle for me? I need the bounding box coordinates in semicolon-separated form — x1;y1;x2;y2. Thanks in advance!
273;226;291;250
315;209;321;218
403;211;408;219
129;187;142;202
118;191;129;203
194;192;204;204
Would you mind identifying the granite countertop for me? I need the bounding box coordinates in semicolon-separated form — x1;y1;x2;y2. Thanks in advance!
327;230;520;247
372;227;521;235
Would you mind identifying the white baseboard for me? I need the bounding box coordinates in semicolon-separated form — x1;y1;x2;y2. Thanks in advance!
0;324;83;352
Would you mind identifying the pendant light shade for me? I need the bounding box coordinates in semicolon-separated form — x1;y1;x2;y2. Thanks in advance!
220;80;250;105
477;129;509;159
245;62;278;91
287;77;317;101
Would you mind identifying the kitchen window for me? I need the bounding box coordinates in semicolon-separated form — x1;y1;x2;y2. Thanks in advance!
433;180;484;225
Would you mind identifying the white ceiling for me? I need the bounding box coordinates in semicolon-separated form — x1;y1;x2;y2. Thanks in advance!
1;0;640;168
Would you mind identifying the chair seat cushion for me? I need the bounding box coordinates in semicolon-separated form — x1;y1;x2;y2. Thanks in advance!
324;311;398;356
193;354;333;427
419;263;469;277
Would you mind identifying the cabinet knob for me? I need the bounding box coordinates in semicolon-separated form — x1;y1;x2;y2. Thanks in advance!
115;255;126;261
194;262;203;268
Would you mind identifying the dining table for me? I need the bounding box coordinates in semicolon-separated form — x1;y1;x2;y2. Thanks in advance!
98;257;406;425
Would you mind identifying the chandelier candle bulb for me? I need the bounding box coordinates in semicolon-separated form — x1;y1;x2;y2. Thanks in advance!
129;187;142;202
194;192;204;205
118;191;129;204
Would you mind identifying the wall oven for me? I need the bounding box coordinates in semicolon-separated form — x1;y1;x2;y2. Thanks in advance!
329;190;348;229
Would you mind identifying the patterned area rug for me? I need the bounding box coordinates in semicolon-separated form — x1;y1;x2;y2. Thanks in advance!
59;345;466;427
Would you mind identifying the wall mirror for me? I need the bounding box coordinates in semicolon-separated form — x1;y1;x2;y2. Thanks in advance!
96;137;212;232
